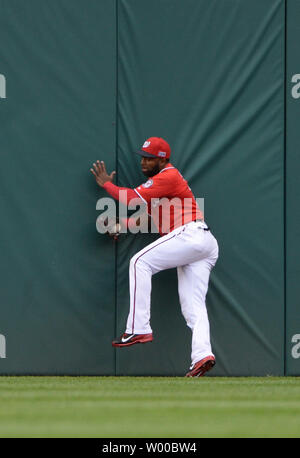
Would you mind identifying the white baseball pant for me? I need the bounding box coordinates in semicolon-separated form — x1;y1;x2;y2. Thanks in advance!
125;221;219;365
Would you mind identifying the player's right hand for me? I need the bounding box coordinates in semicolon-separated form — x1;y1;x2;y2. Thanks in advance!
90;160;116;187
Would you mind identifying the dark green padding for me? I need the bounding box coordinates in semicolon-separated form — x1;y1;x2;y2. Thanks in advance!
116;0;285;376
0;0;289;376
0;0;117;374
285;0;300;375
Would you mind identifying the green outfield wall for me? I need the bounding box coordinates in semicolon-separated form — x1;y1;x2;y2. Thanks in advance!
286;0;300;374
0;0;298;376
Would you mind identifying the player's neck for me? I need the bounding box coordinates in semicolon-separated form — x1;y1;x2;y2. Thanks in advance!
158;161;171;171
159;162;172;172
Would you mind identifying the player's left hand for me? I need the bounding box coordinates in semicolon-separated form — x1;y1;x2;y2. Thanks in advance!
98;215;122;241
90;160;116;187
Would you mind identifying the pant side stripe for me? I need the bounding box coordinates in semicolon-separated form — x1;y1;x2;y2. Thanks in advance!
132;233;178;333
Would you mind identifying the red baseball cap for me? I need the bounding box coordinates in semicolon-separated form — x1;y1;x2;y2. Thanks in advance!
136;137;171;159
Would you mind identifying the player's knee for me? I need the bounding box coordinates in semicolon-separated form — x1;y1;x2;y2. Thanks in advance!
129;255;138;270
130;255;151;274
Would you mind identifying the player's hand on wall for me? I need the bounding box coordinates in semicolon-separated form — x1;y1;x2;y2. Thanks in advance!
90;160;116;187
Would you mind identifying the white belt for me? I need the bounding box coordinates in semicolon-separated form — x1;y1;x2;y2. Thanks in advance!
186;220;210;231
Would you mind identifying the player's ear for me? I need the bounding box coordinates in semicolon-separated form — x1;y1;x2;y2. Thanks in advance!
160;158;168;166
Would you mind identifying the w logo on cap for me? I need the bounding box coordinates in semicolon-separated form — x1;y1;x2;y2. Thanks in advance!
137;137;171;159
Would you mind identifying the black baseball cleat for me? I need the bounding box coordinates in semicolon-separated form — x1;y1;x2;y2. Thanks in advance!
185;356;216;377
112;333;153;348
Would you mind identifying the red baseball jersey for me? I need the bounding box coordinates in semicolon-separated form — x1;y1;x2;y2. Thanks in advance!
134;164;203;235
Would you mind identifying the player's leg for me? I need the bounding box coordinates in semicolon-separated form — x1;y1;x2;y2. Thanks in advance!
124;224;210;337
113;230;185;346
112;232;181;346
177;259;214;362
114;223;218;350
125;229;185;335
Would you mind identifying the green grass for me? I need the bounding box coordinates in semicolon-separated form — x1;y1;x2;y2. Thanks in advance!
0;376;299;437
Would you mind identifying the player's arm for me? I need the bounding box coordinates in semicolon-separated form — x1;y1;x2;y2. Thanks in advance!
134;174;173;204
91;161;158;234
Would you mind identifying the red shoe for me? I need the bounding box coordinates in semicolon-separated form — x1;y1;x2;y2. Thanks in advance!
185;356;215;377
112;333;153;348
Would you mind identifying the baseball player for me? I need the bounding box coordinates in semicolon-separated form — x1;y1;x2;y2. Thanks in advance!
91;137;219;377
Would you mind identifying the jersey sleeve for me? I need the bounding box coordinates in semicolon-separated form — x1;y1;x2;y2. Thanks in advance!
134;173;173;204
103;182;138;205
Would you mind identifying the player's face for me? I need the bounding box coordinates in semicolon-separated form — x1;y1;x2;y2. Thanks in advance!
141;157;161;177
